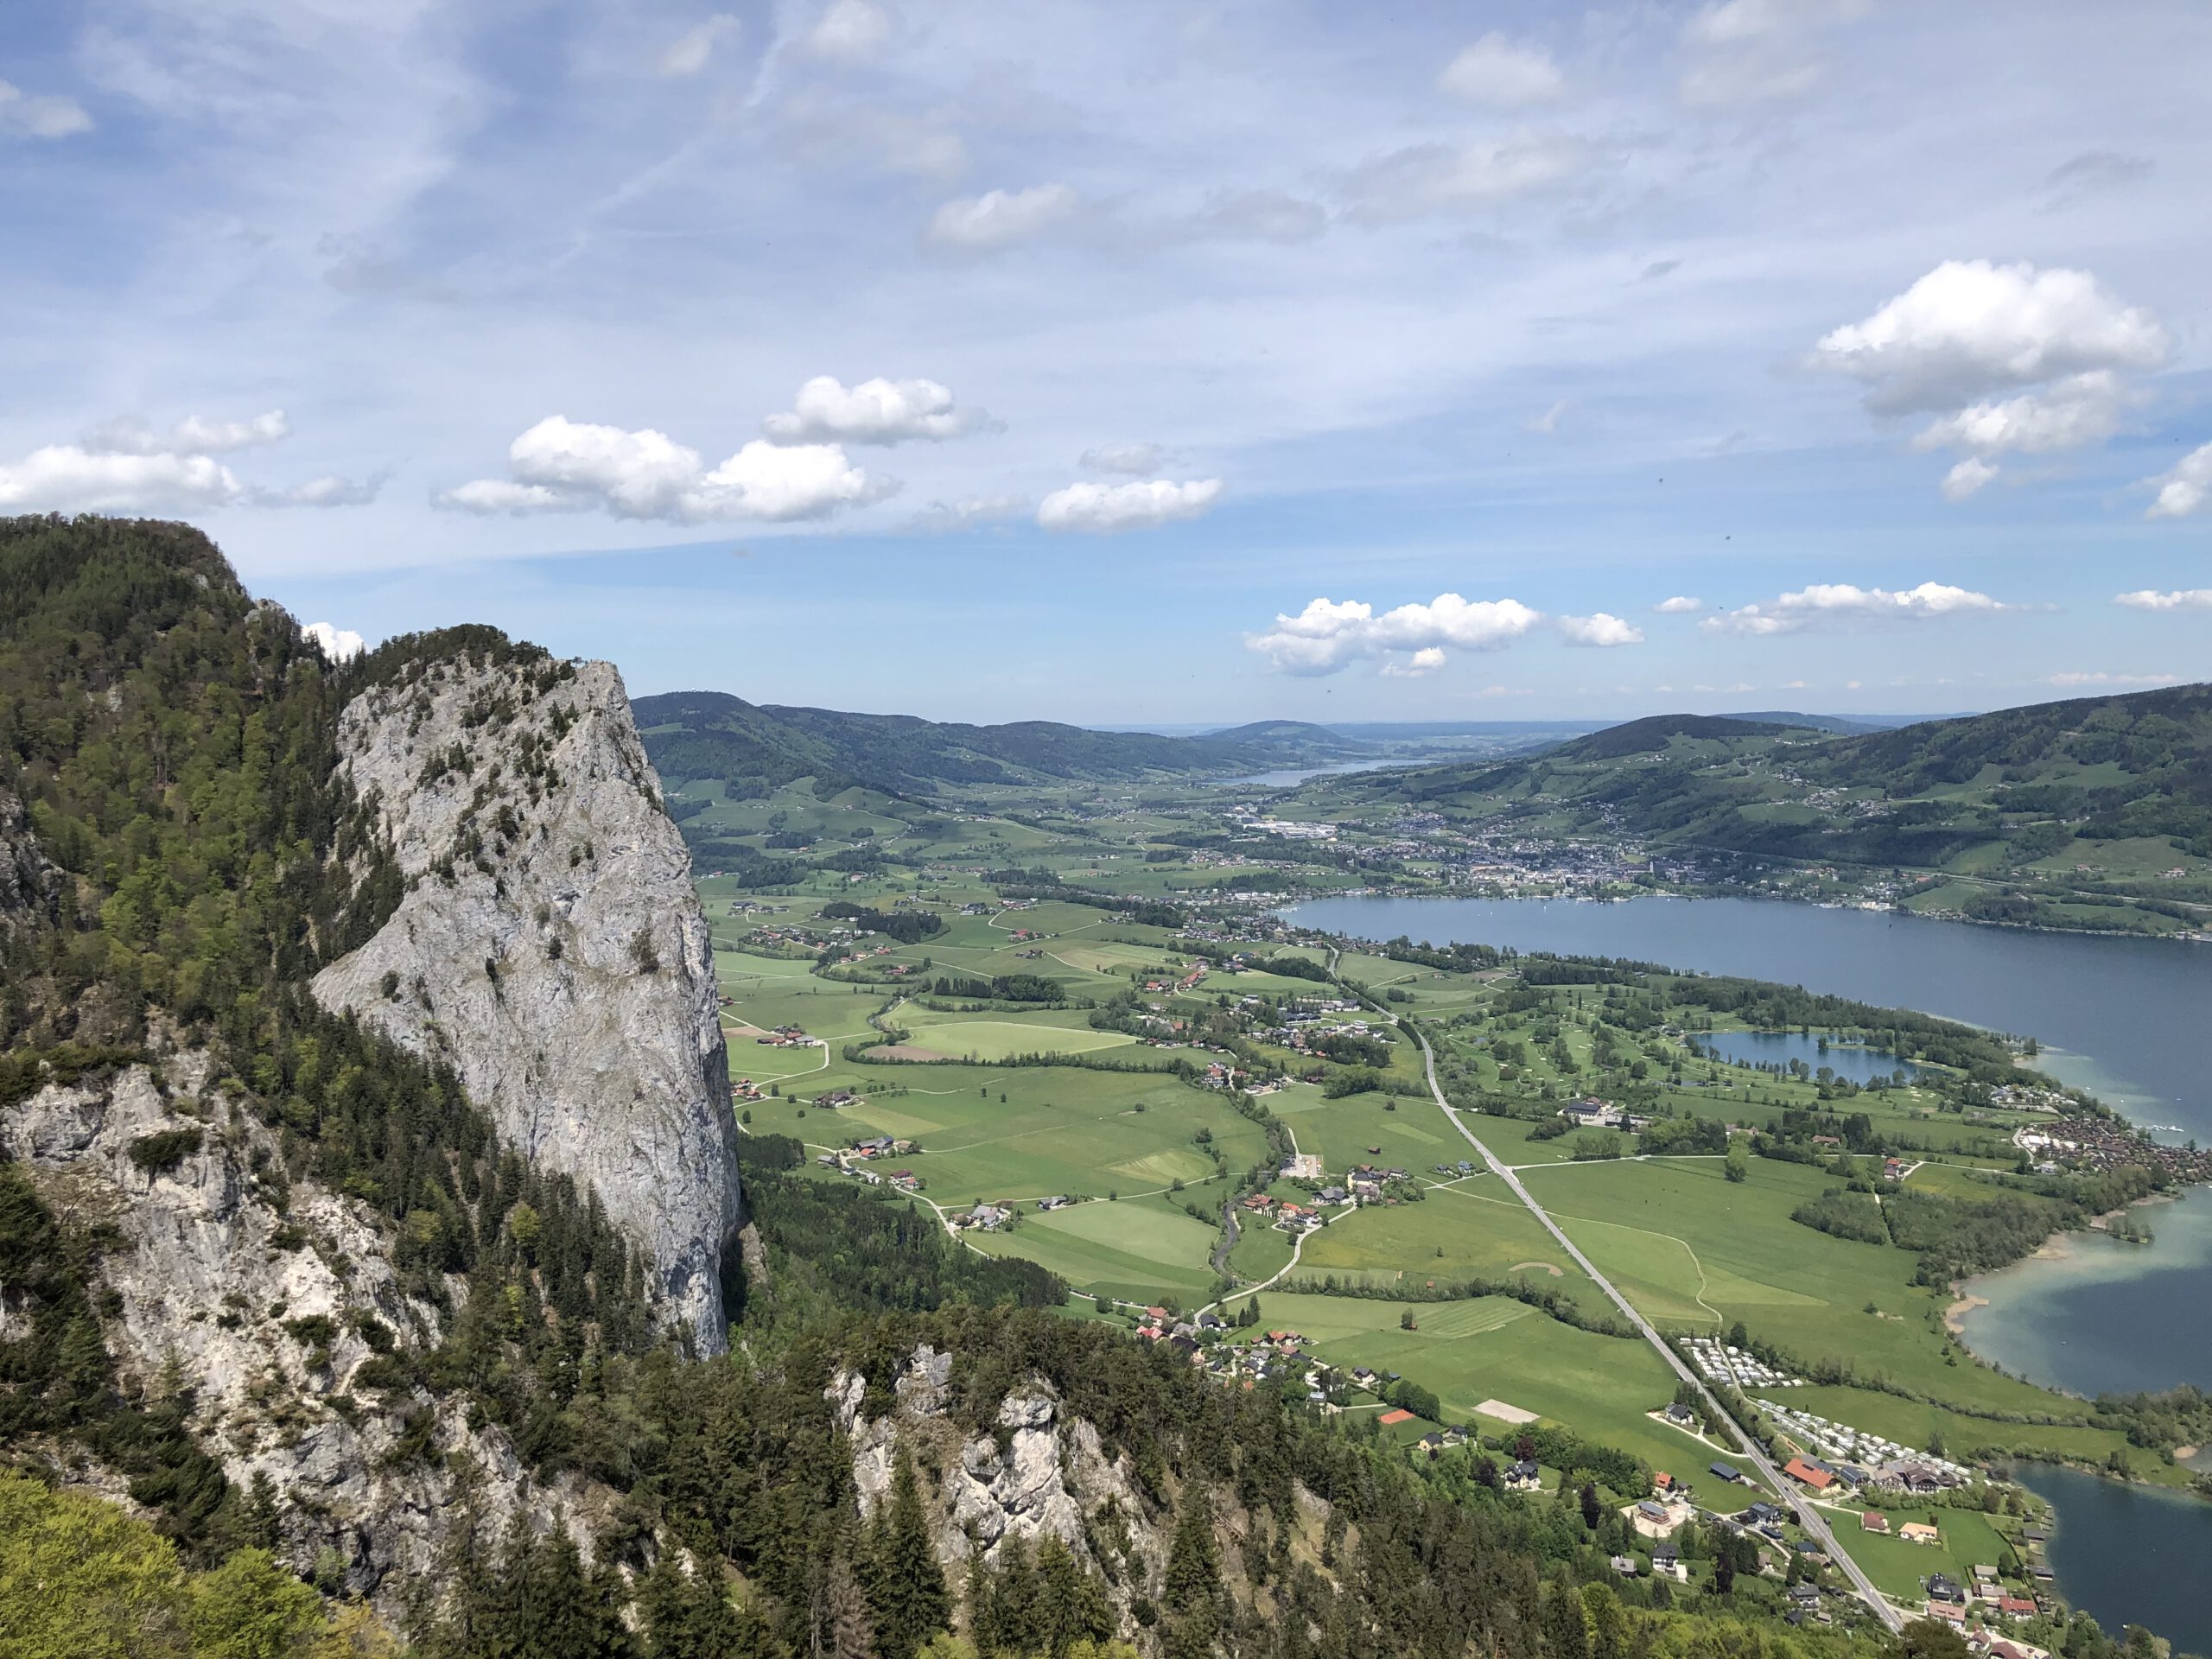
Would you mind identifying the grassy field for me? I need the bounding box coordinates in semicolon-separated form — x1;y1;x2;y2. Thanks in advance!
969;1195;1224;1305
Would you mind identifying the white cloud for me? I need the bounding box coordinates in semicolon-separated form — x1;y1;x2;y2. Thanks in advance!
86;410;291;456
1336;133;1587;224
1438;35;1565;107
804;0;895;63
0;446;245;512
2048;671;2183;688
1915;371;2126;461
302;621;366;662
1189;188;1329;245
1077;442;1166;476
1680;0;1867;105
2142;441;2212;520
926;183;1080;250
1037;478;1222;534
435;415;885;523
0;78;92;139
906;493;1027;533
762;375;989;444
1246;593;1541;676
1940;458;1999;500
2113;588;2212;612
1654;595;1704;613
1557;612;1644;647
1702;581;2012;636
1528;400;1569;435
1814;261;2169;415
1379;647;1448;679
658;15;741;77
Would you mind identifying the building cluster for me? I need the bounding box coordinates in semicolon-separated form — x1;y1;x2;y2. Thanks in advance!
1683;1337;1802;1390
1758;1398;1971;1488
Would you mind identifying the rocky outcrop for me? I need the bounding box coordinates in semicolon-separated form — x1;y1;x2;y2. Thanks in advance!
1;1059;604;1603
0;785;49;930
312;652;742;1351
830;1347;1165;1594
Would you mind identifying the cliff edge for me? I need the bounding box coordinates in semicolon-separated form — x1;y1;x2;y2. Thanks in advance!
312;646;743;1351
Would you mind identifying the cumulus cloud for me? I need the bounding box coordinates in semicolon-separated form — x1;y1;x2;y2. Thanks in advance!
1379;647;1449;679
1702;582;2012;636
762;376;991;444
0;447;246;513
86;409;291;456
1915;371;2128;465
0;78;92;139
906;493;1027;533
1077;442;1166;476
659;14;741;76
926;184;1079;251
1557;612;1644;647
1246;593;1541;676
2141;441;2212;520
2048;670;2183;688
435;415;887;523
1438;34;1565;107
804;0;895;63
1814;261;2168;415
2114;588;2212;612
302;621;366;662
1336;133;1587;223
1653;594;1704;613
1036;478;1222;533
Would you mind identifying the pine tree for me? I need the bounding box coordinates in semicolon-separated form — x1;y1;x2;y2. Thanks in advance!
1162;1489;1220;1615
867;1461;950;1659
823;1551;879;1659
1541;1571;1589;1659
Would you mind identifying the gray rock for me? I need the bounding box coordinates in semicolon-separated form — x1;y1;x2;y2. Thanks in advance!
311;654;742;1351
0;786;49;931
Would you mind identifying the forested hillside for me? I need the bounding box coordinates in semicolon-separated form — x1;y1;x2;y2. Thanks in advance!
632;692;1338;795
1335;684;2212;927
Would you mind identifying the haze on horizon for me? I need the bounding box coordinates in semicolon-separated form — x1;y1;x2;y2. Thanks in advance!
3;0;2209;725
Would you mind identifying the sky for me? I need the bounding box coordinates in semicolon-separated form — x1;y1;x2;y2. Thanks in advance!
3;0;2210;727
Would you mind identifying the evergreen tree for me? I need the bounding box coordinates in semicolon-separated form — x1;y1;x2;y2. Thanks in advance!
867;1461;950;1659
1162;1488;1220;1615
1541;1571;1589;1659
823;1553;878;1659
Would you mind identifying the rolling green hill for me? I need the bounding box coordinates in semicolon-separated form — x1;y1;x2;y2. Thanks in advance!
632;690;1349;793
1332;683;2212;927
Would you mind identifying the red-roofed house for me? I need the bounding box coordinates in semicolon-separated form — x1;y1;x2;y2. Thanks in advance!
1783;1456;1834;1491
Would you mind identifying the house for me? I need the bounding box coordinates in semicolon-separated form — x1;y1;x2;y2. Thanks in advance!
1783;1456;1835;1491
1610;1556;1639;1580
1506;1459;1542;1491
964;1205;1009;1230
1649;1546;1688;1582
1928;1573;1966;1605
1665;1402;1694;1426
1861;1513;1891;1534
1900;1522;1942;1546
1745;1503;1783;1528
1998;1596;2038;1618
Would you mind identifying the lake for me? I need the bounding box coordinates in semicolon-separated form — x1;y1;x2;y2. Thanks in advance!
1281;892;2212;1641
1282;894;2212;1141
1699;1029;1922;1085
2005;1462;2212;1654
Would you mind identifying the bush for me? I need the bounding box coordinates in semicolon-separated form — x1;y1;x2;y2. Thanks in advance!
126;1128;203;1176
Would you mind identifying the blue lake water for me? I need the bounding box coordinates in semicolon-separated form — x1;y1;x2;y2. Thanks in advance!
1281;893;2212;1642
1699;1029;1922;1084
2005;1462;2212;1654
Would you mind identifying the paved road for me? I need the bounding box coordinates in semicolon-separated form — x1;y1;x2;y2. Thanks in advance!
1397;1021;1903;1631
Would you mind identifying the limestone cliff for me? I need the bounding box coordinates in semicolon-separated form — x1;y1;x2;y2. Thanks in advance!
0;785;48;930
311;650;742;1351
2;1058;606;1599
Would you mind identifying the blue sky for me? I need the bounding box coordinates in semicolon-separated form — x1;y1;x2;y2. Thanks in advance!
3;0;2209;725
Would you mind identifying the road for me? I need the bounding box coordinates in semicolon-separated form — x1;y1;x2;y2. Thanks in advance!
1398;1018;1904;1631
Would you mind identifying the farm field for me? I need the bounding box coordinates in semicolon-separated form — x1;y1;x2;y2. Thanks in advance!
968;1195;1223;1305
1294;1183;1587;1294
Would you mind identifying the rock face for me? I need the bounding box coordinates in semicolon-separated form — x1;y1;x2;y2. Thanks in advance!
0;785;48;929
311;652;742;1351
830;1346;1165;1597
1;1059;603;1600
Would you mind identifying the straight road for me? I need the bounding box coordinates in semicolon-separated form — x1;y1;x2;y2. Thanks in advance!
1401;1020;1904;1631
